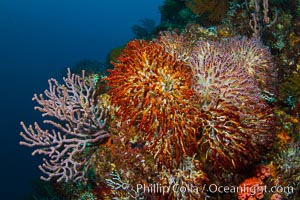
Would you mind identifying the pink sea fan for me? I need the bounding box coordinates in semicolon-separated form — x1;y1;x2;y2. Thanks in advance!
20;69;110;182
155;31;194;62
190;38;264;112
190;37;275;170
226;36;277;93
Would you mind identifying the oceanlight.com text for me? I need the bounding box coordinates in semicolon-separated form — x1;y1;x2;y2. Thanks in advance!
135;183;295;196
206;184;294;195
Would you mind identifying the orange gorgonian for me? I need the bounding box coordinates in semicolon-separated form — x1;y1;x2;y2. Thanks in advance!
106;39;200;168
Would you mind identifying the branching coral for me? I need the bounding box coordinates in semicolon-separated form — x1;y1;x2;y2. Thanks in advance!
20;69;110;182
106;39;200;168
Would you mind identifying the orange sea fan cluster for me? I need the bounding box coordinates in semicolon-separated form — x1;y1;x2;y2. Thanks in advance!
106;40;200;168
107;33;276;173
185;0;229;23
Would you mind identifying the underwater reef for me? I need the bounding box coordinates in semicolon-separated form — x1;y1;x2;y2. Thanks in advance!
20;0;300;199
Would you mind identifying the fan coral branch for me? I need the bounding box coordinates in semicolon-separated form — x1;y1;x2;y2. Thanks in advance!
20;68;110;182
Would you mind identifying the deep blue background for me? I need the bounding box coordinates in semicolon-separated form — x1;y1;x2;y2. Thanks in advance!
0;0;162;198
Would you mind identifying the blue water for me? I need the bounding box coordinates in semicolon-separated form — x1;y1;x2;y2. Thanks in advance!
0;0;162;198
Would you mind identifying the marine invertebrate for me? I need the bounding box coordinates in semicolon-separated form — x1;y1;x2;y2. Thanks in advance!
105;45;125;71
255;164;271;180
274;141;300;187
20;69;110;182
185;0;229;23
156;31;194;62
276;130;292;147
237;177;265;200
110;131;158;187
105;170;139;199
190;39;263;110
270;193;282;200
226;36;276;92
106;39;200;168
191;36;277;106
78;192;97;200
197;106;273;170
190;37;275;170
279;71;300;110
159;155;208;199
184;23;219;41
158;0;188;29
